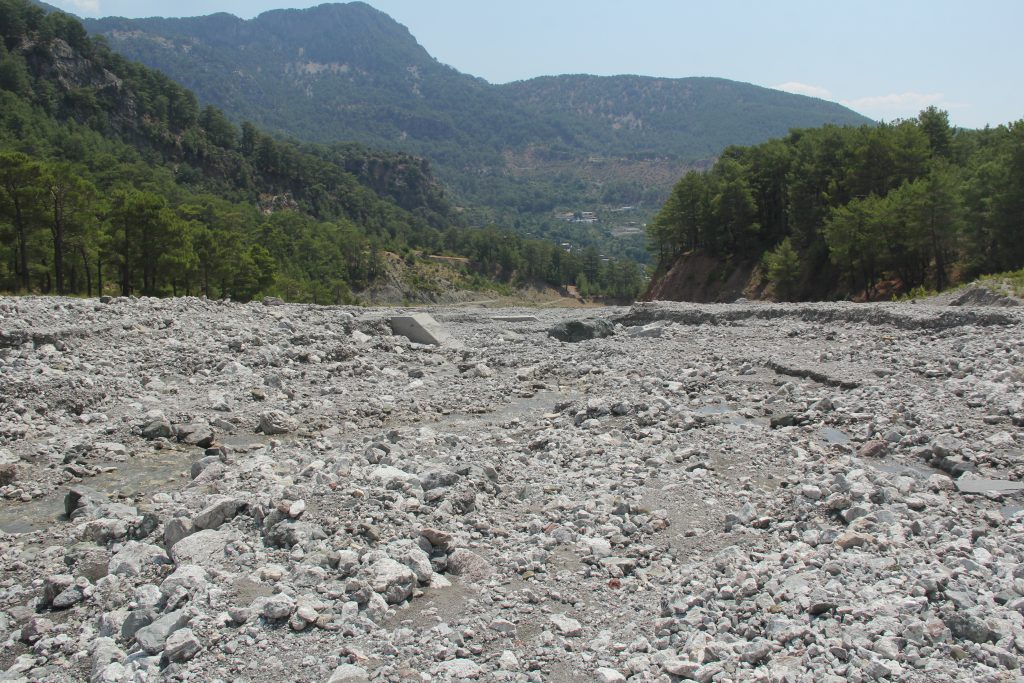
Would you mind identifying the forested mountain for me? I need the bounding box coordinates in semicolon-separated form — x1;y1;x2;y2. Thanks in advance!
80;2;871;226
501;75;870;159
0;0;647;301
645;108;1024;301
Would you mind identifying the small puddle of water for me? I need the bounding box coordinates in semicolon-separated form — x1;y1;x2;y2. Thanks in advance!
0;450;199;534
869;458;936;480
956;478;1024;494
696;404;733;416
818;427;851;445
429;389;574;430
1001;505;1023;520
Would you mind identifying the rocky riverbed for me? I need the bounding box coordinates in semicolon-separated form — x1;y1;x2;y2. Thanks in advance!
0;294;1023;682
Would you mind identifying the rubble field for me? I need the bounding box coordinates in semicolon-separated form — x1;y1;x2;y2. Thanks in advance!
1;295;1023;683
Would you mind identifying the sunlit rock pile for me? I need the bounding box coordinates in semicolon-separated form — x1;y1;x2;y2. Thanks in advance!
1;295;1023;682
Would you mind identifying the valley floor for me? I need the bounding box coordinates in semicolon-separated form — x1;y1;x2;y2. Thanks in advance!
0;296;1023;682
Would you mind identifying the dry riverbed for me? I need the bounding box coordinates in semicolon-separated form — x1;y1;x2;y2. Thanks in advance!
0;295;1023;682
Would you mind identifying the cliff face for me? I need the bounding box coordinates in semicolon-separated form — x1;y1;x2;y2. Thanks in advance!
642;252;764;302
19;36;138;131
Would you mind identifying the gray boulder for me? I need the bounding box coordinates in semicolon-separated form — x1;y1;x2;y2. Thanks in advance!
175;423;215;448
445;548;494;582
19;617;54;644
192;496;245;531
141;417;173;440
42;574;74;607
163;517;194;549
121;608;157;640
160;565;209;598
108;541;170;577
163;627;202;663
420;469;461;491
257;410;299;435
170;528;238;568
328;664;370;683
363;557;417;604
134;609;191;655
389;313;457;346
547;319;615;342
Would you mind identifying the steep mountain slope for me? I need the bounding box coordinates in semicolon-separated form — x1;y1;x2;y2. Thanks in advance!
2;0;650;302
501;75;872;159
85;3;558;169
0;0;472;301
82;2;872;217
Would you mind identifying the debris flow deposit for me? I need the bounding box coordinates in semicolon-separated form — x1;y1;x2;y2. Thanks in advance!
1;295;1023;682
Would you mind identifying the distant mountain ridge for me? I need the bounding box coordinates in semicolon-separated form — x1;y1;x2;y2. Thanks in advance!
82;2;872;220
500;74;872;160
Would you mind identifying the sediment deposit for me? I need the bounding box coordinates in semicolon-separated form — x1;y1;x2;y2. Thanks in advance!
1;295;1023;682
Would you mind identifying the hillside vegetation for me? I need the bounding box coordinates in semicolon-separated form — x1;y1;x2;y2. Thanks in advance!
0;0;646;301
646;108;1024;301
81;2;871;246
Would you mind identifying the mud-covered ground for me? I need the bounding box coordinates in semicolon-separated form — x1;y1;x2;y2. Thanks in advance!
0;294;1022;683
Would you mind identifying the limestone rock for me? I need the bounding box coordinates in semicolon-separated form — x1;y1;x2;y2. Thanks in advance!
363;558;417;604
327;664;370;683
170;528;238;568
134;610;191;655
163;627;201;663
445;548;493;582
257;410;299;435
108;541;170;577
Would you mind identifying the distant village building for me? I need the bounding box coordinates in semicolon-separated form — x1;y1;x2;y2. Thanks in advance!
560;211;599;224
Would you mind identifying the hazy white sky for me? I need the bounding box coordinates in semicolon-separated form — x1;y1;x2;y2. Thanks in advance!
50;0;1022;129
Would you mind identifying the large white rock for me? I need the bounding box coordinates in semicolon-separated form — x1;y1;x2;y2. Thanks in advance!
108;541;170;577
327;664;370;683
445;548;493;582
389;314;458;347
370;466;421;489
159;565;209;598
257;410;299;435
170;528;238;568
363;558;417;604
595;668;627;683
436;659;483;678
549;613;583;636
163;627;202;663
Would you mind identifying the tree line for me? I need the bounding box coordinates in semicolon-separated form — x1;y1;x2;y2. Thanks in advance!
0;149;385;301
442;226;645;300
647;107;1024;299
0;0;648;303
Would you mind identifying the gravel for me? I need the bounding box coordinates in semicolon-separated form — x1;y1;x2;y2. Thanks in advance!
0;294;1023;682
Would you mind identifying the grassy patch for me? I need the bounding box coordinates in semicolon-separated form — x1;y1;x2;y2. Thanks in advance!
976;268;1024;297
892;285;940;302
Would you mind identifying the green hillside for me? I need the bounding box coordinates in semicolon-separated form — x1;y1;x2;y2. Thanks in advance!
646;108;1024;301
0;0;648;301
81;2;872;233
501;75;873;158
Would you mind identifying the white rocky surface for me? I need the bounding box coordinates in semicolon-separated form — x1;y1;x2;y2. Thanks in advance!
0;295;1023;682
